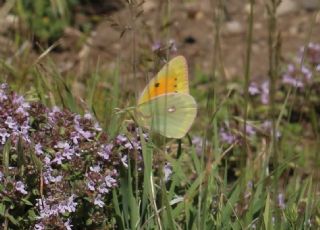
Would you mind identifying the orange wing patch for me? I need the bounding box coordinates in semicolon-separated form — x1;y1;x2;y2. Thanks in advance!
138;56;189;105
145;75;179;100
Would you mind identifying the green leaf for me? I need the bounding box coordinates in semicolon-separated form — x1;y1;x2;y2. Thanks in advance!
2;139;11;176
0;203;6;216
21;198;33;206
263;193;272;230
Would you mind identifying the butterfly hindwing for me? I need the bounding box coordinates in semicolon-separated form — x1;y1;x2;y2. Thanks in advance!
136;93;197;138
138;56;189;105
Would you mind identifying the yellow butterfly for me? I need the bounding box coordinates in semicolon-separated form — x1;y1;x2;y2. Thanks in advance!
136;56;197;138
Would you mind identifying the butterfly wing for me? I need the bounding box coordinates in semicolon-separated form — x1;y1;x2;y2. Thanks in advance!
138;56;189;105
136;93;197;138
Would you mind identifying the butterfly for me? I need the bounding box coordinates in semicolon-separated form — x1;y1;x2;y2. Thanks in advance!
135;55;197;139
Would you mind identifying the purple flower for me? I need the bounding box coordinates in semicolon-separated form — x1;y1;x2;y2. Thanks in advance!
0;89;8;101
298;42;320;65
94;195;105;208
98;183;109;194
54;141;76;161
87;180;95;191
84;113;93;120
74;115;93;140
90;165;101;173
64;219;73;230
124;141;141;150
0;128;10;144
278;193;285;210
15;106;29;116
5;116;18;130
43;166;63;184
36;195;77;221
168;39;178;53
192;136;204;156
261;121;281;139
283;75;304;88
35;143;44;155
248;82;260;95
98;144;113;160
245;124;256;136
0;83;7;89
301;66;312;81
94;122;102;131
151;41;161;51
121;155;128;168
163;163;172;182
116;134;127;143
244;181;253;198
58;195;77;213
15;181;28;195
34;223;45;230
55;141;70;149
51;153;64;165
104;175;117;188
282;64;312;88
261;80;269;104
219;128;235;144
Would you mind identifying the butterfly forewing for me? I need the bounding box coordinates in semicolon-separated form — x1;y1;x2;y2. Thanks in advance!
137;56;189;105
137;93;197;138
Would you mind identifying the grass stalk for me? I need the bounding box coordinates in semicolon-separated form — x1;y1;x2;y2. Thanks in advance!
243;0;255;163
267;0;281;224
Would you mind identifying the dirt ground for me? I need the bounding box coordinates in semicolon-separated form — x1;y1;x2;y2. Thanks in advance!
4;0;320;92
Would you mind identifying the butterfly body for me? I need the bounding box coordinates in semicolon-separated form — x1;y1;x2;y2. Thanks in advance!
136;56;197;138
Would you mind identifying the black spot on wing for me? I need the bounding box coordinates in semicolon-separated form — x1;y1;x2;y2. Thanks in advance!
154;82;160;87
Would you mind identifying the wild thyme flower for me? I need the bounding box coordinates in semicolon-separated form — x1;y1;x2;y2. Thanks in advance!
0;84;145;228
35;194;77;220
64;219;73;230
168;39;178;53
245;124;256;136
219;127;236;144
151;41;161;51
260;80;269;105
35;143;44;155
248;80;269;104
298;42;320;66
282;64;312;88
34;223;45;230
163;162;172;182
0;84;31;146
248;82;260;95
57;194;77;213
278;193;285;210
192;136;204;156
90;164;101;173
151;39;178;53
121;154;128;168
98;143;113;160
261;120;281;139
94;194;105;208
15;181;28;195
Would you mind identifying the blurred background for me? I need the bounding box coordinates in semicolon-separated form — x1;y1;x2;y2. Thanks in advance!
1;0;320;94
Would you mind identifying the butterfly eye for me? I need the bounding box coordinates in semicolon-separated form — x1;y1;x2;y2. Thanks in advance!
168;106;176;113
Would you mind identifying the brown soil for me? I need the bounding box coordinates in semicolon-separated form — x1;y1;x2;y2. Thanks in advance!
5;0;320;93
